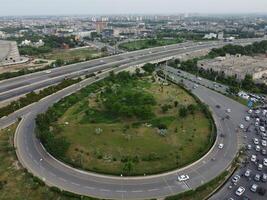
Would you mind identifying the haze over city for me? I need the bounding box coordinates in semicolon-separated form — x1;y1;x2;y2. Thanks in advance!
1;0;267;200
1;0;267;16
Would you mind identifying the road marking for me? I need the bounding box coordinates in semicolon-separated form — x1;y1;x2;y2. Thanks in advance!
116;190;126;193
100;189;110;192
148;188;159;192
162;177;175;195
131;190;143;193
29;153;33;159
71;182;80;186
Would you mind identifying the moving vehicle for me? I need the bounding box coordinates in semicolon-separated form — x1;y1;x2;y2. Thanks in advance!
218;143;224;149
45;70;52;74
177;174;189;181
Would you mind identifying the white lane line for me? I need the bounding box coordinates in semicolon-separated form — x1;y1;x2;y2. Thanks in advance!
100;189;110;192
71;182;80;186
116;190;127;193
33;159;38;165
29;153;33;159
148;188;159;192
131;190;143;193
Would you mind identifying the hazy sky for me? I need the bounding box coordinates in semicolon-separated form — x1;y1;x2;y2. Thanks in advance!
1;0;267;16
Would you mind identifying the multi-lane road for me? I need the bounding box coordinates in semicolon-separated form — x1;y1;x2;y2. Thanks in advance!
0;38;263;104
0;38;264;200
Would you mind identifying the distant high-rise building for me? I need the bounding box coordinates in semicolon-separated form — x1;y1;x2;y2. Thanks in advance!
95;21;107;33
218;32;224;40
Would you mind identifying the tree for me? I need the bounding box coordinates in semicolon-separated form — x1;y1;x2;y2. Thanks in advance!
142;63;155;74
161;104;169;113
187;104;197;115
179;107;188;118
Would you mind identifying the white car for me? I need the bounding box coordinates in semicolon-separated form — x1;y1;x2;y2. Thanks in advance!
255;145;261;152
253;138;259;145
251;184;258;192
218;143;224;149
245;116;250;121
45;70;51;74
177;174;189;181
232;175;241;183
255;122;259;127
264;158;267;166
260;126;266;132
239;124;244;129
226;108;231;113
235;186;245;196
258;164;263;171
256;118;260;122
251;155;257;162
248;109;253;114
244;169;251;177
262;140;267;147
255;110;261;114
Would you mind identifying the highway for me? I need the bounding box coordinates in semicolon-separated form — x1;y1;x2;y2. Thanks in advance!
0;38;263;200
0;64;249;200
0;38;263;104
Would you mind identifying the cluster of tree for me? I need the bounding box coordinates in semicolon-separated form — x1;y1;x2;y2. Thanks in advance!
179;104;198;118
209;40;267;57
102;75;156;120
18;35;84;56
34;72;137;163
142;63;156;74
19;46;52;56
0;78;80;118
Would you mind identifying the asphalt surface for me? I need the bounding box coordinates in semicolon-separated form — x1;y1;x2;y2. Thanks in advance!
0;38;264;199
0;38;263;104
210;108;267;200
0;64;251;200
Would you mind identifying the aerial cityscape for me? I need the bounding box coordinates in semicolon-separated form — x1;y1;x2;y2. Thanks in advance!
1;1;267;200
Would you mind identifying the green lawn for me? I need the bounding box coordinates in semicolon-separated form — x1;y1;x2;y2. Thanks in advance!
55;77;214;175
118;38;184;51
42;47;105;62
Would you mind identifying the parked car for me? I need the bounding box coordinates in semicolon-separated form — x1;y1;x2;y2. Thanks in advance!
255;174;261;181
232;175;241;184
251;184;258;192
245;169;251;177
251;155;257;162
235;186;245;196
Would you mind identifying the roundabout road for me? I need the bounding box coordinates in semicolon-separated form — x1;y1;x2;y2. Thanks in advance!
0;67;249;200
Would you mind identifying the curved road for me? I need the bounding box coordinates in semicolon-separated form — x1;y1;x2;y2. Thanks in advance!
0;65;249;199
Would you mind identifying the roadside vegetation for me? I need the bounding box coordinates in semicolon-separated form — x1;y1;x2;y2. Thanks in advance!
118;38;184;51
0;78;81;118
169;40;267;94
0;124;98;200
36;69;215;176
42;48;106;64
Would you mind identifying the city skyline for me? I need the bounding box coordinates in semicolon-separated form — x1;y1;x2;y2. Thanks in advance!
1;0;267;16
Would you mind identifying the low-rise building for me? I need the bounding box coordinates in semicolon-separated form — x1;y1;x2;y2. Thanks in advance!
198;54;267;80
